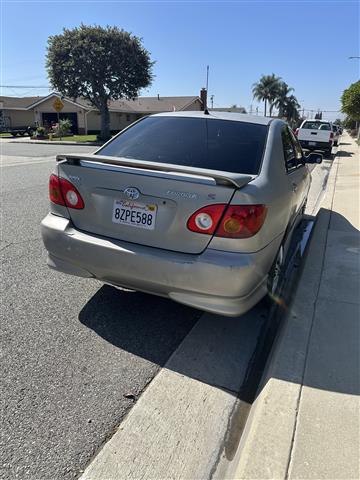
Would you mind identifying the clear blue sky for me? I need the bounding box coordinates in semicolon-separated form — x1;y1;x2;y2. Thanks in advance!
1;0;359;120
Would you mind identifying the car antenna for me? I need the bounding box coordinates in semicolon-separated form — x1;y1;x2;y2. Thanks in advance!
204;65;210;115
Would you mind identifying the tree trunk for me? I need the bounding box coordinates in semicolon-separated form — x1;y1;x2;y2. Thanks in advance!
264;99;267;117
99;100;111;141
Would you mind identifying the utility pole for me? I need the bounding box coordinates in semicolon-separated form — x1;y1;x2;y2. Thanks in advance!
210;95;214;109
249;104;253;114
256;107;259;116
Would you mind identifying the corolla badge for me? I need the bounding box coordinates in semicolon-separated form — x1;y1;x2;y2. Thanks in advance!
124;187;140;200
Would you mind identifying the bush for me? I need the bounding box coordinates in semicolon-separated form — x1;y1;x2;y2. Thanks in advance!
59;118;72;135
36;126;46;136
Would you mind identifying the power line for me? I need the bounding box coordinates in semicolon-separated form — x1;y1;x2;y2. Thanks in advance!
0;85;51;89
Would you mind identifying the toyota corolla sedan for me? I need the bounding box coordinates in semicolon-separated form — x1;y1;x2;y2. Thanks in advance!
41;112;321;316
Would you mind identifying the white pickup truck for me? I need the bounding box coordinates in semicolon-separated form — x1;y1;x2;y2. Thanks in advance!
295;119;334;157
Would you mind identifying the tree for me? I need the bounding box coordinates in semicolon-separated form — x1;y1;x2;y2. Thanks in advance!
283;95;301;127
46;25;154;140
341;80;360;121
274;82;294;118
252;74;282;116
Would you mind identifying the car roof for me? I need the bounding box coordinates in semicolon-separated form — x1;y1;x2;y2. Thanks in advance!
151;110;275;126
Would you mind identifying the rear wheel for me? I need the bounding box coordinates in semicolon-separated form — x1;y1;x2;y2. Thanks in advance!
267;245;285;298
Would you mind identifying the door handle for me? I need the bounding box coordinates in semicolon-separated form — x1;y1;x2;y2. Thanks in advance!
292;182;298;192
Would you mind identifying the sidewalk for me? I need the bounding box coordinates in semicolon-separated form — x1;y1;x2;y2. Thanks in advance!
233;132;360;479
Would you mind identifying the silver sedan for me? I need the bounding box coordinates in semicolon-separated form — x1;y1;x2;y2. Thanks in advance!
41;112;321;316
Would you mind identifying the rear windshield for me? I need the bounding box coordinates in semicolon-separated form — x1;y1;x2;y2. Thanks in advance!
302;121;331;131
97;116;268;175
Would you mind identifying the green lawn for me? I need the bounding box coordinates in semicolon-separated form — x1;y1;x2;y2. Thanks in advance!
0;133;12;137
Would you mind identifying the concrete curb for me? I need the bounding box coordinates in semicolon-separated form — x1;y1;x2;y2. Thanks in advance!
78;309;266;480
227;154;340;479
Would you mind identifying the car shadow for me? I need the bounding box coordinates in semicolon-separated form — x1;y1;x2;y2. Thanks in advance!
79;287;203;366
336;149;354;157
79;209;359;402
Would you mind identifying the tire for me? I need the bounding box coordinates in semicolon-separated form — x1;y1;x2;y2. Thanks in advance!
267;244;285;299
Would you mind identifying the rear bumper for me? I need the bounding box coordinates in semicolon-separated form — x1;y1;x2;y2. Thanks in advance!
299;140;332;151
41;214;281;316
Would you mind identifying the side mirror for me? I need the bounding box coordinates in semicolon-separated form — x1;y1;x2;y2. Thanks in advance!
305;152;323;164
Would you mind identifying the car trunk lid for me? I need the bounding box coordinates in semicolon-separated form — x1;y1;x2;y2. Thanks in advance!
56;154;254;254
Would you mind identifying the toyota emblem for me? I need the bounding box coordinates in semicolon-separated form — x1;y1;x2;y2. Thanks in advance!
124;187;140;200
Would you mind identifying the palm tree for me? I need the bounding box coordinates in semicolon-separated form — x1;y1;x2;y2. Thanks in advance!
283;95;301;127
275;82;294;118
252;74;282;116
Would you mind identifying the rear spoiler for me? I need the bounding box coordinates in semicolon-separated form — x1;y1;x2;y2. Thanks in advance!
56;154;255;189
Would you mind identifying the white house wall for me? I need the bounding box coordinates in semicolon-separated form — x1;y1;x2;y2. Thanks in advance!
86;111;139;133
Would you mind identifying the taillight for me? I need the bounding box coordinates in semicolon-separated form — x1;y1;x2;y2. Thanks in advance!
187;204;227;235
216;205;267;238
295;128;299;136
49;174;65;206
49;174;84;209
187;204;267;239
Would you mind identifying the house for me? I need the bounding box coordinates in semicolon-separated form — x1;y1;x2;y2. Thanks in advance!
0;92;204;134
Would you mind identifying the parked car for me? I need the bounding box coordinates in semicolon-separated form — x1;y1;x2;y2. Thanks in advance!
41;112;322;316
295;119;334;157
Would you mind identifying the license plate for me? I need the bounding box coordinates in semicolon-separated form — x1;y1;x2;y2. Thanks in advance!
309;141;316;146
112;200;157;230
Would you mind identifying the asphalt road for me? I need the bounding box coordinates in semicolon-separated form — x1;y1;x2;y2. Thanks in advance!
0;141;334;480
1;142;202;480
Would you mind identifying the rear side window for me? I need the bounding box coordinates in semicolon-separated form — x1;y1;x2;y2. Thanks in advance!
289;129;303;161
97;116;268;175
282;127;297;172
302;121;331;130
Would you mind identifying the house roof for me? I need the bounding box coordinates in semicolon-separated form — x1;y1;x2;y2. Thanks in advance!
0;96;44;110
108;96;200;113
0;93;201;113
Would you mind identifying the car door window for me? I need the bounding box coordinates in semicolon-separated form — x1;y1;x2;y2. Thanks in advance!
282;127;297;172
289;129;304;165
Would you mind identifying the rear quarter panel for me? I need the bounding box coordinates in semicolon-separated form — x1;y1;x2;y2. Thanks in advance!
208;121;293;254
